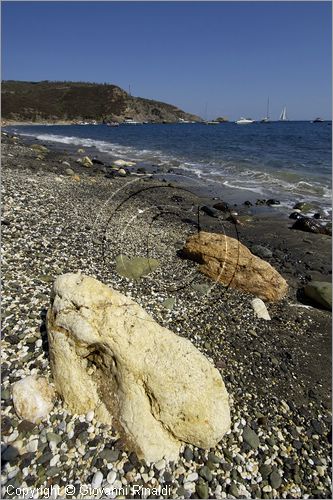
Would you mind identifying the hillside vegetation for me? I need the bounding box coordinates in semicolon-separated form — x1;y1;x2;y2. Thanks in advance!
1;80;201;123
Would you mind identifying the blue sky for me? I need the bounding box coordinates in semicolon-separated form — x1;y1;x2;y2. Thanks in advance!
2;1;332;120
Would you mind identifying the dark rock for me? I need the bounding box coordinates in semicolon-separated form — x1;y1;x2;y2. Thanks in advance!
259;464;272;479
256;199;267;206
251;245;273;259
293;202;314;212
292;217;329;235
213;201;229;212
244;200;253;206
196;482;209;499
170;195;184;203
304;281;332;310
36;451;53;464
207;452;220;464
176;487;187;497
128;451;140;467
163;471;173;483
123;461;134;473
46;466;61;478
137;167;146;174
201;205;219;218
199;465;213;482
17;420;37;435
311;419;325;435
20;452;35;468
2;416;13;435
92;158;104;165
269;470;282;489
266;199;280;206
2;445;19;463
229;482;239;497
100;448;119;462
243;426;260;449
74;421;89;436
183;446;194;462
289;212;303;220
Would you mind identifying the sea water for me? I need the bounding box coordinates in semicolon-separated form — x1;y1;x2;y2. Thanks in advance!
9;121;332;212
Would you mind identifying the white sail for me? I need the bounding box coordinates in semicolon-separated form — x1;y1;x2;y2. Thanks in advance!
280;106;288;121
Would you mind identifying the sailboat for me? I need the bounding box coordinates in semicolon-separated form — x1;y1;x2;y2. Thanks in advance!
260;97;271;123
280;106;288;121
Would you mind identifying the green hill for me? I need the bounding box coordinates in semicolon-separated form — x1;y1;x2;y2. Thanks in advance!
1;80;201;123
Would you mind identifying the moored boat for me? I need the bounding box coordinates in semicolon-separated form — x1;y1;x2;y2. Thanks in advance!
236;117;255;124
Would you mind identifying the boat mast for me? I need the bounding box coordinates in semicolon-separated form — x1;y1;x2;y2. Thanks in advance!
267;97;270;119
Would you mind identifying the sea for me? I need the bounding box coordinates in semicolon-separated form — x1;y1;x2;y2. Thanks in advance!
7;121;332;213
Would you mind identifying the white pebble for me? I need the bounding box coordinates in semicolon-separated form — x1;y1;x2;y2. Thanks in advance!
184;482;195;492
91;470;103;489
49;454;60;467
154;459;166;471
26;439;39;453
107;471;117;484
251;298;271;320
36;339;42;348
186;472;198;482
6;430;19;443
86;410;94;422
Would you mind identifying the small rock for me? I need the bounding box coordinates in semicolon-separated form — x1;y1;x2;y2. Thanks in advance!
199;466;212;482
155;459;166;471
251;298;271;320
91;470;103;489
100;448;119;462
115;255;160;280
269;470;282;489
107;470;117;484
162;298;176;310
229;482;239;497
251;245;273;259
201;205;219;218
46;432;61;445
213;201;229;212
1;445;19;463
183;446;193;462
186;472;198;482
196;482;209;499
85;410;94;422
26;439;39;453
243;426;260;449
65;168;75;176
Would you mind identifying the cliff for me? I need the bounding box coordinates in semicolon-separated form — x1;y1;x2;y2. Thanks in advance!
1;80;201;123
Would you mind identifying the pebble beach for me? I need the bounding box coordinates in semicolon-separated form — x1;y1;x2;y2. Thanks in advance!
1;132;332;499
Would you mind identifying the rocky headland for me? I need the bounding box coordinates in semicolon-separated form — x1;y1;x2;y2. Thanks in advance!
1;81;201;124
1;132;332;499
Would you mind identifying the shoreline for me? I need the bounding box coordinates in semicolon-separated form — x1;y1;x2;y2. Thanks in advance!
4;124;332;216
2;132;332;499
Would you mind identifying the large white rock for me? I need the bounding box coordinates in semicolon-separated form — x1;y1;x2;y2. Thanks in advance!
46;273;231;463
12;376;55;423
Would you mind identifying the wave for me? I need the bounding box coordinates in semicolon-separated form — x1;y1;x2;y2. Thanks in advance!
15;130;332;210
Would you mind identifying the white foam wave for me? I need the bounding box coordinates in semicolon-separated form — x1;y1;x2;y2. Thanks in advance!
15;130;332;209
